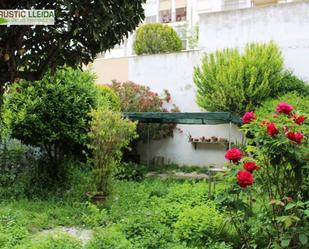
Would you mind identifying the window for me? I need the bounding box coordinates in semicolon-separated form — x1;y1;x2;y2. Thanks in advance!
159;9;172;23
159;0;172;23
175;0;186;22
176;7;186;22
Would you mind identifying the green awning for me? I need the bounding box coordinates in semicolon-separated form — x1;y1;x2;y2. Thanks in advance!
123;112;242;125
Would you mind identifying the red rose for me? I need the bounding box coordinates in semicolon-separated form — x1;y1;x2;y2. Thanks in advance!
292;114;305;125
286;131;304;144
242;112;256;124
225;148;242;163
237;170;254;188
276;102;293;115
243;161;260;172
267;122;279;137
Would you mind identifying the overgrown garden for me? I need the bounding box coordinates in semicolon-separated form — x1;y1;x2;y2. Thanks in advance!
0;17;308;249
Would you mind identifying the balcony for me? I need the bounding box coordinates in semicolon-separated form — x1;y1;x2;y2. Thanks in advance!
197;0;299;14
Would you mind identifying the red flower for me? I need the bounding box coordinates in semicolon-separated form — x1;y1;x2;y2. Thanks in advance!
286;131;304;144
237;171;254;188
225;148;242;164
242;112;256;124
292;114;305;125
267;122;279;137
243;161;260;172
276;102;293;115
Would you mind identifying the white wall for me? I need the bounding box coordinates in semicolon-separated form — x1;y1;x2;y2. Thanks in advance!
127;51;243;167
199;0;309;81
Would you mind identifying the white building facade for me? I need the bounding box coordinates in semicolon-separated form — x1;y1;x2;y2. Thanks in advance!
101;0;299;58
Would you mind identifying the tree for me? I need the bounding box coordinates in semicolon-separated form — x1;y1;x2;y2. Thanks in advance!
133;23;182;55
0;0;146;94
2;68;98;176
193;42;284;116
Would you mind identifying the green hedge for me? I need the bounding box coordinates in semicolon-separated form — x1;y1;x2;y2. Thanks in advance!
193;42;284;116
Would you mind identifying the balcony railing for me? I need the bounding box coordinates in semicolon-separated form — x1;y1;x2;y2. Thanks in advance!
221;0;250;11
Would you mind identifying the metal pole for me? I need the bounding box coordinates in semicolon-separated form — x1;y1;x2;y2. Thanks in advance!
147;124;150;167
208;171;212;199
228;122;232;150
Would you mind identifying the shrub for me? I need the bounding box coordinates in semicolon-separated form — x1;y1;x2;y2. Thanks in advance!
254;92;309;140
88;108;137;195
193;42;284;115
96;84;121;111
115;162;146;181
87;226;132;249
122;211;174;249
277;72;309;97
81;203;109;228
110;80;179;142
133;23;182;55
2;68;98;173
220;100;308;248
0;139;41;198
0;212;28;249
174;204;224;246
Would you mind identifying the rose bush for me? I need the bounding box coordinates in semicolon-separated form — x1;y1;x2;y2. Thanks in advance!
219;101;308;248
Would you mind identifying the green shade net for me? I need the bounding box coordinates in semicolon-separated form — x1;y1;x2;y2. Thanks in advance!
123;112;242;125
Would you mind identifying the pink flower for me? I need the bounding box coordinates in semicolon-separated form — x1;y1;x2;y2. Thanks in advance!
267;122;279;137
292;114;305;125
276;102;293;115
243;161;260;172
242;112;256;124
237;171;254;188
225;148;242;164
286;131;304;144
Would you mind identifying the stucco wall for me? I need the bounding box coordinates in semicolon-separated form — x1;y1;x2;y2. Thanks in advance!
127;51;243;167
199;0;309;81
91;57;129;84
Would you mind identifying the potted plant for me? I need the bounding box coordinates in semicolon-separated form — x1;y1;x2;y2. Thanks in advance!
87;108;137;202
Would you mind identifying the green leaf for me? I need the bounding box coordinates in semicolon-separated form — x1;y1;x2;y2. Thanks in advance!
299;234;308;245
281;239;290;248
285;203;296;210
304;210;309;217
